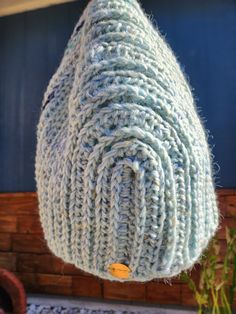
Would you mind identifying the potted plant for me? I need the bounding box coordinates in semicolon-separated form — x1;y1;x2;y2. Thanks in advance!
0;269;26;314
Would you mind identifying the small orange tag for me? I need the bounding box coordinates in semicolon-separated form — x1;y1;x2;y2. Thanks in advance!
108;263;131;279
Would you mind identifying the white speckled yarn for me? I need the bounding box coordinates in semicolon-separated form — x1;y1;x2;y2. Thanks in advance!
35;0;219;282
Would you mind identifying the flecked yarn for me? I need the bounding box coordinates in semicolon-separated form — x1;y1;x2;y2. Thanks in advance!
35;0;219;282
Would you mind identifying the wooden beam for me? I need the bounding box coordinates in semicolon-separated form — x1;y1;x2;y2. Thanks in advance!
0;0;76;17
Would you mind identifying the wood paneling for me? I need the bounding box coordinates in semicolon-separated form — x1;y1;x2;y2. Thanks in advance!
0;193;38;216
0;216;17;233
146;282;182;304
16;253;55;274
0;0;76;17
0;233;11;251
216;217;236;240
36;273;72;295
0;191;235;308
12;234;49;253
72;276;102;298
181;284;198;307
17;215;42;234
103;281;146;301
0;252;17;271
14;272;37;291
225;196;236;217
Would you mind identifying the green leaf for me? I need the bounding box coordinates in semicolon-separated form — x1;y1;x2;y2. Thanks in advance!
196;291;208;306
216;281;226;291
220;288;232;314
229;252;236;307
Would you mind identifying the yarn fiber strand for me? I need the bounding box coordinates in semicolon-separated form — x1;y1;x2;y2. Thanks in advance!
35;0;219;282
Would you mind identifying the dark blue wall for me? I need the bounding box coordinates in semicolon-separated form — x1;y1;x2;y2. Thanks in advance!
0;0;235;191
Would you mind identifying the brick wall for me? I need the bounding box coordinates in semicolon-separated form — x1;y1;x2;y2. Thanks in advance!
0;191;235;307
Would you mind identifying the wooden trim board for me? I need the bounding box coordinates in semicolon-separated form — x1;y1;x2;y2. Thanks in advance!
0;0;76;17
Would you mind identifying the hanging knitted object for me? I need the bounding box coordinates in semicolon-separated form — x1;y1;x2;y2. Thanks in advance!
35;0;219;282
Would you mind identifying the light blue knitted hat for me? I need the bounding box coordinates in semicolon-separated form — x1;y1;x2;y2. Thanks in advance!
35;0;219;282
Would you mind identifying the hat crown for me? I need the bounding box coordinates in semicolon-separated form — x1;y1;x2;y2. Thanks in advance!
36;0;219;281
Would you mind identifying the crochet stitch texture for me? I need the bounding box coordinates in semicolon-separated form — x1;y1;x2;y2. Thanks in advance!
35;0;219;281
